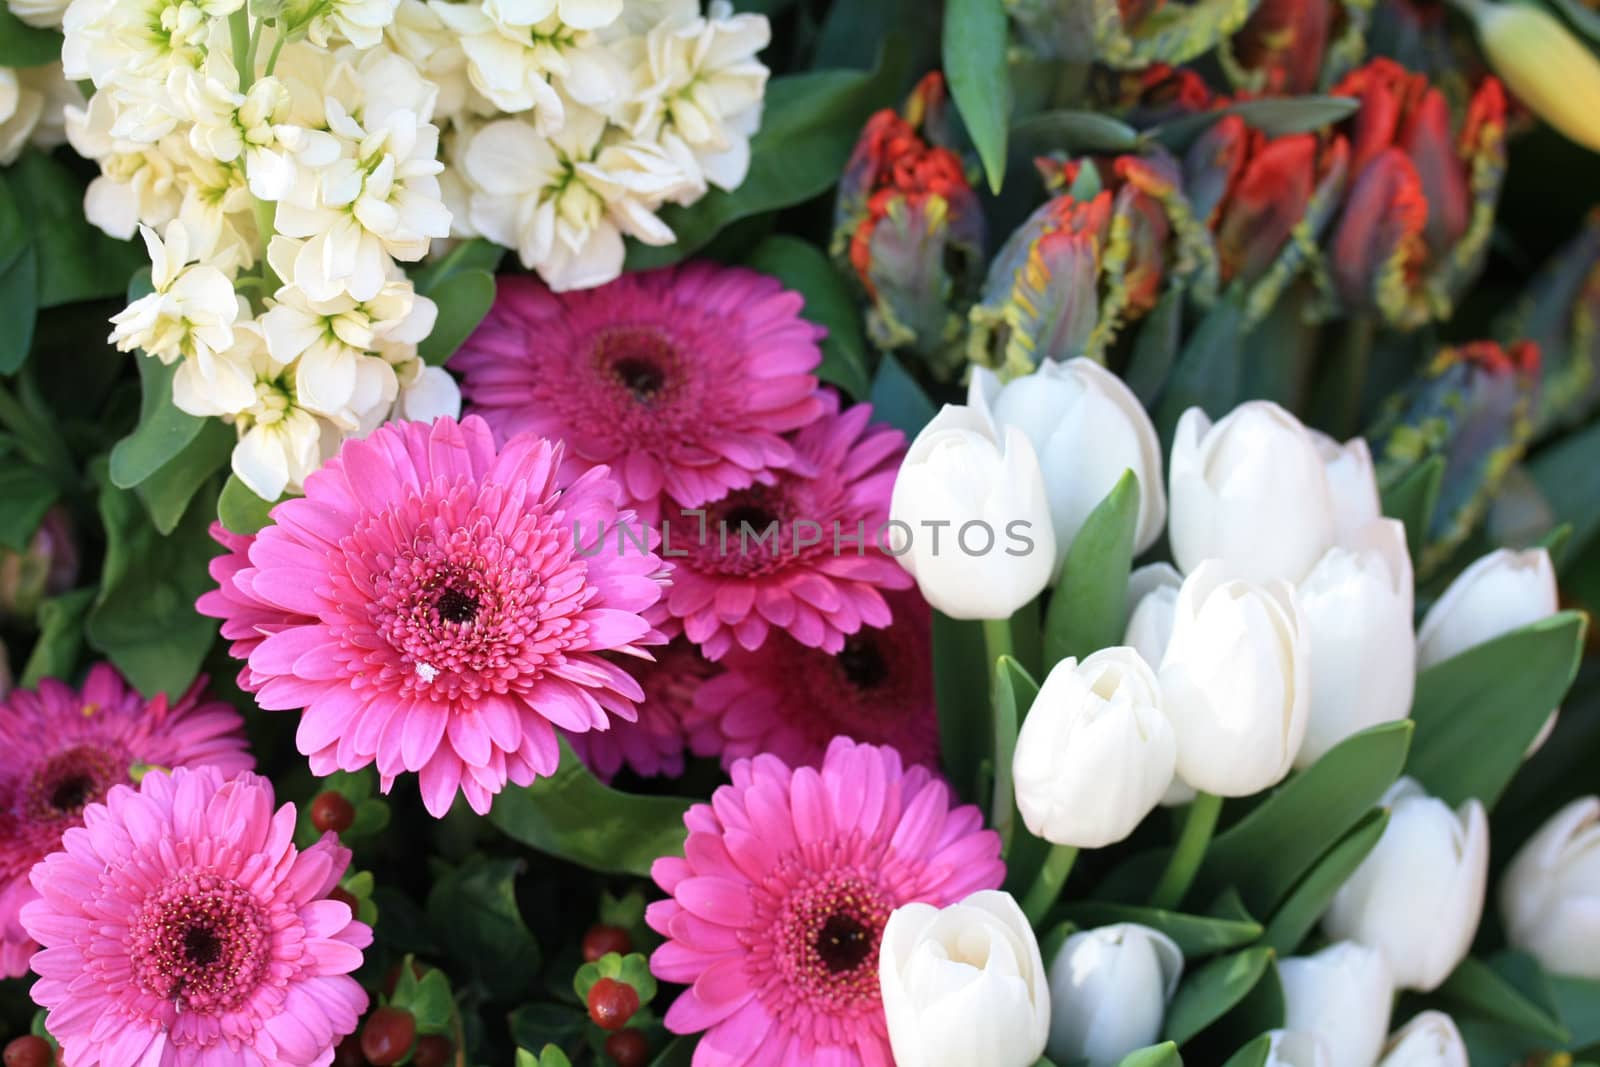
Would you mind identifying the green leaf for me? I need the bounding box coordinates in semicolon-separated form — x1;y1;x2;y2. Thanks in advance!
1408;612;1587;807
648;1037;697;1067
626;50;908;269
110;357;206;490
1042;470;1139;668
417;268;495;366
1261;808;1388;955
402;969;455;1035
0;242;38;374
943;0;1010;193
0;459;55;550
1124;285;1184;407
933;610;991;805
1164;947;1275;1045
20;588;94;687
1199;721;1413;916
488;739;693;877
1380;455;1445;564
993;656;1051;884
744;235;872;399
410;237;504;292
217;473;280;535
1550;0;1600;44
85;461;219;697
9;150;146;307
425;855;541;1000
1155;289;1245;441
1219;1035;1273;1067
868;352;936;438
1116;1045;1182;1067
1437;954;1571;1046
1061;902;1263;957
1551;975;1600;1049
1150;96;1361;150
135;420;232;535
0;8;63;67
1011;110;1142;157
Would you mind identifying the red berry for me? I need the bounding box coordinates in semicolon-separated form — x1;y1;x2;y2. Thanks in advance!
311;791;357;834
360;1007;416;1066
411;1035;454;1067
586;977;641;1032
331;1033;366;1067
604;1029;649;1067
3;1037;52;1067
582;924;632;962
329;886;359;913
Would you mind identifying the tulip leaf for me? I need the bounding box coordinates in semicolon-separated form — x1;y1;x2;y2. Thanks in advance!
868;352;937;438
1012;110;1144;156
1115;1044;1182;1067
1550;975;1600;1049
1197;721;1413;916
1042;470;1140;668
932;610;992;805
744;235;873;399
1407;611;1587;808
1164;947;1275;1045
1218;1035;1272;1067
417;268;495;366
1059;902;1262;956
1125;285;1185;406
217;473;281;535
1380;454;1445;564
1149;96;1361;151
110;356;207;491
991;655;1043;867
943;0;1010;194
488;739;693;877
1261;807;1388;955
1550;0;1600;44
1155;288;1246;442
1437;954;1571;1046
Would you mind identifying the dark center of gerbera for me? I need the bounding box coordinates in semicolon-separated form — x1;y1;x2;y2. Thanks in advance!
49;774;95;813
837;635;889;690
184;925;223;967
435;586;480;624
816;913;875;973
26;744;126;821
769;870;894;1015
721;504;780;533
594;328;677;405
614;357;666;401
131;874;271;1014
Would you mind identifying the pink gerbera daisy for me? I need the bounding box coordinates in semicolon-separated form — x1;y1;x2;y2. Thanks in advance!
0;664;253;979
662;397;912;660
196;415;666;817
22;766;371;1067
648;738;1004;1066
567;640;721;782
688;590;937;771
452;264;826;517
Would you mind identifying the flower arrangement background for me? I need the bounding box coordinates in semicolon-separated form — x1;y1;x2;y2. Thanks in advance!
2;0;1600;1063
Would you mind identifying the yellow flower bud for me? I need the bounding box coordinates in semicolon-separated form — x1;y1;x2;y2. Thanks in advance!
1474;1;1600;152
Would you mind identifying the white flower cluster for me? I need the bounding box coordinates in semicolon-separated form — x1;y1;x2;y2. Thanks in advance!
63;0;770;500
0;60;78;165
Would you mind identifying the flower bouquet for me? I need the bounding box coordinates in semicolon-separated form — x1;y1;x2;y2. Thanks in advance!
2;0;1600;1064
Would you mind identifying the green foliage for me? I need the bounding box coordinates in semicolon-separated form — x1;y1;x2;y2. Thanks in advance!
1043;470;1140;667
944;0;1010;193
217;473;280;534
868;352;937;438
413;241;502;366
426;855;541;1000
1164;947;1275;1045
573;952;657;1006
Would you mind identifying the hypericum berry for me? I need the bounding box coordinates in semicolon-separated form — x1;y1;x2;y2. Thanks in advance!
582;924;633;962
329;886;359;913
382;959;427;997
586;977;641;1032
360;1006;416;1066
311;791;357;834
604;1029;649;1067
2;1036;52;1067
332;1033;366;1067
411;1034;454;1067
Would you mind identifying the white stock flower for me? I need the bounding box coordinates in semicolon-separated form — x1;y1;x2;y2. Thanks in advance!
62;0;229;91
9;0;71;28
171;143;259;268
0;66;45;165
67;93;183;239
288;0;401;49
394;362;461;422
462;107;686;290
222;341;337;500
386;0;477;119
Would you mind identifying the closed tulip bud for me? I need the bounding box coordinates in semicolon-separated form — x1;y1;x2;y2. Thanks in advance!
1263;1030;1334;1067
1324;778;1489;992
1046;923;1182;1067
1013;648;1176;848
1168;402;1336;583
1278;942;1395;1067
1159;561;1311;796
879;890;1050;1067
1376;1011;1469;1067
971;358;1166;571
1499;796;1600;978
1473;1;1600;153
1417;547;1558;751
889;405;1057;619
1311;432;1381;545
1125;562;1182;667
1295;520;1416;767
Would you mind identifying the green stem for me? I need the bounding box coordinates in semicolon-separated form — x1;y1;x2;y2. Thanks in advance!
252;196;279;295
264;29;288;77
982;615;1015;669
1020;844;1078;925
229;9;253;90
1148;792;1223;912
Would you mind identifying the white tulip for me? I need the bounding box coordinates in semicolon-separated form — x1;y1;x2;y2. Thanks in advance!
970;359;1166;571
1013;648;1176;848
1417;547;1560;752
1376;1012;1469;1067
1295;519;1416;767
1263;1030;1333;1067
1168;401;1336;583
889;404;1057;620
1125;562;1182;668
1278;942;1395;1067
1312;431;1381;546
1046;923;1182;1067
1499;795;1600;978
1158;561;1311;796
879;890;1050;1067
1324;778;1489;992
